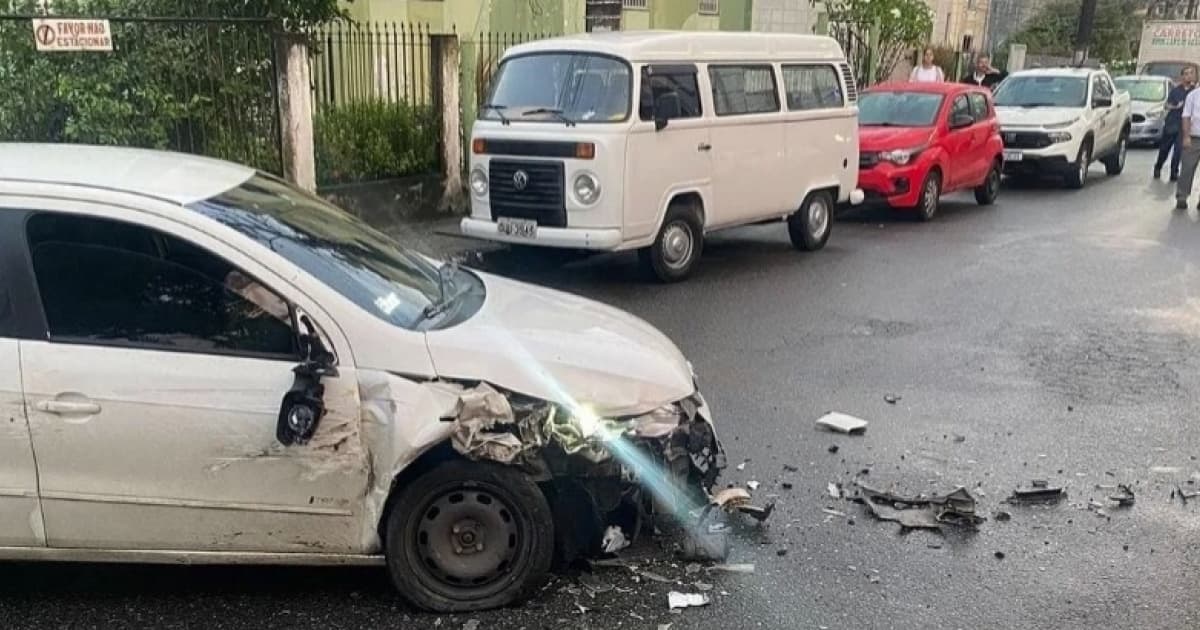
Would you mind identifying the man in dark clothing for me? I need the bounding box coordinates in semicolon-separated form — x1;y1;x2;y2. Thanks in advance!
1156;66;1196;181
961;54;1007;89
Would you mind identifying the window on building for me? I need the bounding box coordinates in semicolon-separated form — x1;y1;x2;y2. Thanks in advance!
782;64;844;110
699;0;719;14
709;65;779;116
623;0;648;8
639;66;702;120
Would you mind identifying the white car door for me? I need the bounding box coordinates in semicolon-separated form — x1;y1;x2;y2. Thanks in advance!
14;201;371;554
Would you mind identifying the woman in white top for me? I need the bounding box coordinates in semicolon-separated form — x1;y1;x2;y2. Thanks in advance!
910;47;944;83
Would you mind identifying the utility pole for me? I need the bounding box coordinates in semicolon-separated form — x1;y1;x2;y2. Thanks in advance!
1073;0;1098;67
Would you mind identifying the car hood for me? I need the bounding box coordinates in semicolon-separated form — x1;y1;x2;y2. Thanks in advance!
859;126;934;152
1130;100;1164;115
424;271;694;416
996;106;1083;128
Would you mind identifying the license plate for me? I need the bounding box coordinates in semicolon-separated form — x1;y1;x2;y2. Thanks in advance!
497;217;537;238
1004;150;1024;162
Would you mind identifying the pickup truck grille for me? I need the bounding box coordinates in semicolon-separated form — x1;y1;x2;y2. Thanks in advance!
1002;131;1052;149
488;160;567;228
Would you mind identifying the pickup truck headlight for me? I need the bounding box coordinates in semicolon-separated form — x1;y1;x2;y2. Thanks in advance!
573;172;601;205
1047;131;1073;144
879;147;923;165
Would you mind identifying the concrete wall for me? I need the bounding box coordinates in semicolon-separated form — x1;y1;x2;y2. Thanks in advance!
927;0;991;50
752;0;823;34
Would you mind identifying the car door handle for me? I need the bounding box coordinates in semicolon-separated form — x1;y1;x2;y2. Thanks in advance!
36;399;101;416
697;143;712;152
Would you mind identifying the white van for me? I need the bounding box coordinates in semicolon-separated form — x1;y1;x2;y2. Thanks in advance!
461;31;864;281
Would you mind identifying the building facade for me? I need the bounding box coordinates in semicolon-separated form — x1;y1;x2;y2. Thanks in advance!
985;0;1039;53
751;0;827;35
926;0;991;52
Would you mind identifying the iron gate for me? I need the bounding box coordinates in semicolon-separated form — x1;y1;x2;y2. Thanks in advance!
0;14;284;174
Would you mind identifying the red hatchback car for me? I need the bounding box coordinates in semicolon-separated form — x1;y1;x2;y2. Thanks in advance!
857;82;1005;221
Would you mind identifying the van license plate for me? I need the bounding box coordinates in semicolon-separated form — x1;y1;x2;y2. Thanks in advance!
1004;150;1024;162
498;217;537;238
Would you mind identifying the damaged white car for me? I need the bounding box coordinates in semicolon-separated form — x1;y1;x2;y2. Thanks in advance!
0;144;724;612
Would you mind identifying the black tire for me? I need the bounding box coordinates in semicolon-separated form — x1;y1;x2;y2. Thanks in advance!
974;161;1002;205
1102;133;1128;175
639;203;703;282
1065;141;1092;189
916;170;942;222
788;190;834;250
385;460;554;613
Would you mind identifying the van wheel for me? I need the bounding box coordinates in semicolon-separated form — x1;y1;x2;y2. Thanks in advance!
640;204;703;282
974;161;1001;205
788;191;833;251
1103;133;1128;175
916;170;942;222
1065;141;1091;189
385;460;553;613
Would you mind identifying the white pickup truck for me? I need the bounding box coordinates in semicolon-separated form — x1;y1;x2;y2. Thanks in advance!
993;68;1132;189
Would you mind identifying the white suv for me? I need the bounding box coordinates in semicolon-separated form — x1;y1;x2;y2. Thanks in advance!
994;68;1132;189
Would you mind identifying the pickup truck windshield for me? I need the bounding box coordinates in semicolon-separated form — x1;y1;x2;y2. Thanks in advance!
993;76;1088;108
858;92;944;126
189;174;482;331
1114;78;1166;102
482;53;632;123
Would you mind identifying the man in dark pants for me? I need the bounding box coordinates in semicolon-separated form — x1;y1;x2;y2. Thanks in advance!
961;54;1007;89
1156;66;1196;181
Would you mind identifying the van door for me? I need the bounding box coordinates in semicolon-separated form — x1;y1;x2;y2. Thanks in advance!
625;64;712;243
706;64;787;227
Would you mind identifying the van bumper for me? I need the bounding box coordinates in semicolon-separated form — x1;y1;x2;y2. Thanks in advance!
461;218;623;250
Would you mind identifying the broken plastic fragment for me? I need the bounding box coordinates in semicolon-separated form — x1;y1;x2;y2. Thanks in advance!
1108;484;1135;507
601;525;630;554
816;412;868;435
1006;485;1066;504
828;482;842;499
668;592;710;609
857;483;983;530
706;563;755;574
746;480;760;491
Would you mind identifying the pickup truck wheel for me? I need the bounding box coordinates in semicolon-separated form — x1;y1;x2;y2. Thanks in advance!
640;204;703;282
385;460;554;613
974;162;1001;206
1103;134;1128;175
1065;142;1091;189
788;190;833;251
916;170;942;222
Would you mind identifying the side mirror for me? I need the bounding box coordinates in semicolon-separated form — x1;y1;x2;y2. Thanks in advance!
951;113;974;129
654;92;682;131
277;315;338;446
1093;96;1113;108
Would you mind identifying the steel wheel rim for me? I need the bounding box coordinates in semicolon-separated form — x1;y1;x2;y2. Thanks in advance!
662;221;694;270
923;176;939;216
808;197;830;238
1118;139;1127;169
413;485;522;595
1079;149;1089;182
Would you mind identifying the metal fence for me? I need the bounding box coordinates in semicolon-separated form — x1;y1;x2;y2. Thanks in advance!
0;14;282;173
309;21;433;110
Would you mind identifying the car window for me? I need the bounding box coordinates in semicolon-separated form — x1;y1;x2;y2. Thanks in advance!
968;92;990;122
709;65;779;116
26;213;297;359
1093;75;1112;99
781;64;844;110
950;95;971;125
639;66;702;121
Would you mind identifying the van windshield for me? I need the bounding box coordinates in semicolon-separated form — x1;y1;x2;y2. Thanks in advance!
482;52;632;123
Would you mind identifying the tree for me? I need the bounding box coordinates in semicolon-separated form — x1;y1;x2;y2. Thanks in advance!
1003;0;1142;65
819;0;933;85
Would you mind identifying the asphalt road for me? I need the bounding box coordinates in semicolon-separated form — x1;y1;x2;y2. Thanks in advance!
4;150;1200;629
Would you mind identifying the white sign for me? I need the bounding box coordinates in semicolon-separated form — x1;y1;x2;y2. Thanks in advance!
32;18;113;52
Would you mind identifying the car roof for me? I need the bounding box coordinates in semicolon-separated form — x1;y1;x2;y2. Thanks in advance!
0;143;254;205
1008;67;1096;78
865;81;984;95
504;30;846;63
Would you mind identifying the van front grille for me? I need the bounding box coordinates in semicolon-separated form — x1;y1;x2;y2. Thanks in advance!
488;160;567;228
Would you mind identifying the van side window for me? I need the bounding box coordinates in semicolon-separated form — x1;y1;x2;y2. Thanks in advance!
968;92;990;122
782;65;844;110
639;67;702;121
709;65;779;116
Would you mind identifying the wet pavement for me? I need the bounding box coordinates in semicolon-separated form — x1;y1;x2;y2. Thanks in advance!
4;150;1200;629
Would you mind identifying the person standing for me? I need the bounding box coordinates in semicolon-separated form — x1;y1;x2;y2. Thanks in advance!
961;54;1007;89
910;47;945;83
1156;66;1195;181
1173;83;1200;209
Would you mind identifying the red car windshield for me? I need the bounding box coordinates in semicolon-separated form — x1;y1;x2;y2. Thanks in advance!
859;91;943;127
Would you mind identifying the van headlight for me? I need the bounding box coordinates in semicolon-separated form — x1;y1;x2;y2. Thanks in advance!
573;172;601;205
470;168;488;198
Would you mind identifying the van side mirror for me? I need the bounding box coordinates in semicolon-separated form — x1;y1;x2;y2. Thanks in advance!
950;113;974;129
1093;95;1112;108
654;92;682;131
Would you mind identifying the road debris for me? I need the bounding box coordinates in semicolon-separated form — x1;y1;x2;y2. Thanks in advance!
1006;484;1066;504
668;592;711;609
1151;466;1182;475
746;480;761;491
828;445;840;454
856;483;983;530
1107;484;1135;507
462;621;480;630
884;394;901;404
828;482;842;499
1173;485;1200;504
601;525;630;554
822;508;847;517
781;482;794;490
707;563;756;574
736;460;747;471
816;412;869;434
994;510;1012;522
994;551;1005;560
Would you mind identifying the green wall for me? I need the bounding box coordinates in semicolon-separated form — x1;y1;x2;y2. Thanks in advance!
720;0;753;31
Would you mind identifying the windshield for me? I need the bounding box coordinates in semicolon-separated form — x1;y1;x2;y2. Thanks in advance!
482;52;632;123
1142;62;1195;80
993;76;1088;108
858;91;944;126
1115;78;1167;102
188;174;481;331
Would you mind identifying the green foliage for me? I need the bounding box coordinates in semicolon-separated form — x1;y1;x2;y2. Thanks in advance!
1004;0;1142;64
821;0;934;84
314;100;438;186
